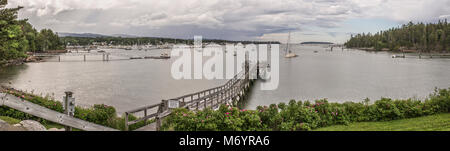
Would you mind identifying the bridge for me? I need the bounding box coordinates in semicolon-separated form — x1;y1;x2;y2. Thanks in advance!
124;58;260;131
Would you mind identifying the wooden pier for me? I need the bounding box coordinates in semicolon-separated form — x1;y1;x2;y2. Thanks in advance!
33;52;119;62
124;59;258;131
33;52;171;62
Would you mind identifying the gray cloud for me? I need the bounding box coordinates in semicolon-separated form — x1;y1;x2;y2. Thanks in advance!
7;0;450;42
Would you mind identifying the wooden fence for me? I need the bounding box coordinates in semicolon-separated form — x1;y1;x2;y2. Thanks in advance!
0;93;118;131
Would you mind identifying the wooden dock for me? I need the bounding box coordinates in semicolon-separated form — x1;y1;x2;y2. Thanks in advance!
34;52;172;62
125;59;258;131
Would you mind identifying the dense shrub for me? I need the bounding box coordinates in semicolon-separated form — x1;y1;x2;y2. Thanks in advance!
162;88;450;131
163;105;264;131
74;104;116;126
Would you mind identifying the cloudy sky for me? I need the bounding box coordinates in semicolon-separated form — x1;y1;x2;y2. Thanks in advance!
7;0;450;43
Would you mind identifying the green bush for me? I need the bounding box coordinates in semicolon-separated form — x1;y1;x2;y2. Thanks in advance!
371;98;402;121
75;104;116;126
162;88;450;131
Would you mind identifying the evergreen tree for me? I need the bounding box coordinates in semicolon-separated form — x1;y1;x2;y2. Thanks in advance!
345;21;450;52
0;0;27;60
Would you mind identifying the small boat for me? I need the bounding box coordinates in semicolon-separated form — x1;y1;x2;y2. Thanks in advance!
392;55;405;58
97;50;106;53
285;53;298;58
258;63;271;80
130;57;143;59
314;51;318;53
144;53;170;59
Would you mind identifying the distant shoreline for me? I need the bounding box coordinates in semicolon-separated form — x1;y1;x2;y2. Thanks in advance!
350;47;450;54
301;42;334;45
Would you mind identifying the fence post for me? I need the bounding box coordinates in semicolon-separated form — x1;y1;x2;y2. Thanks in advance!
156;100;165;131
196;101;199;110
63;91;74;131
125;112;129;131
144;109;147;125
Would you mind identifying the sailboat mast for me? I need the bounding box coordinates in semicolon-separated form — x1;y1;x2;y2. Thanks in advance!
286;32;291;54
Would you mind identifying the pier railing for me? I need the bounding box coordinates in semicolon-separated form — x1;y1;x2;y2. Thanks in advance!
124;61;257;131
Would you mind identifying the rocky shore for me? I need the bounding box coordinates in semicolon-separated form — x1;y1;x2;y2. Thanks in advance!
0;56;43;68
0;119;64;131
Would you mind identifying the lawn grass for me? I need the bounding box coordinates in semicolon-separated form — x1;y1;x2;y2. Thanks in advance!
0;116;21;124
314;113;450;131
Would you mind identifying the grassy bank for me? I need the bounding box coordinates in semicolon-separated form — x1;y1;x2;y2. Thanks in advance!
314;113;450;131
0;116;21;125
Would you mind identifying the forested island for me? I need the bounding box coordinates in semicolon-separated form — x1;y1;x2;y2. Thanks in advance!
345;20;450;53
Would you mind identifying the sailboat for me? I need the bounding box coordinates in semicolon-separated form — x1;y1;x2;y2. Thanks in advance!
285;32;298;58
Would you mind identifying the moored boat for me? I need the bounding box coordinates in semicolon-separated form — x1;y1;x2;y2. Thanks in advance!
144;53;170;59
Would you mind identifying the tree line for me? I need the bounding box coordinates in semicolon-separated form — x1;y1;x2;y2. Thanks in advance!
0;0;63;61
345;20;450;52
61;36;280;46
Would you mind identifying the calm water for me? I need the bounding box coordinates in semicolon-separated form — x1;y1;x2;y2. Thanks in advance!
243;45;450;109
1;45;450;114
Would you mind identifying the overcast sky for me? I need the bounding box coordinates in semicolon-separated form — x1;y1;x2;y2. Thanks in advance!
7;0;450;43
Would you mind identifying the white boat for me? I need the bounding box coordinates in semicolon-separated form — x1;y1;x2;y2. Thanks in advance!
392;55;405;58
258;62;270;80
284;32;298;58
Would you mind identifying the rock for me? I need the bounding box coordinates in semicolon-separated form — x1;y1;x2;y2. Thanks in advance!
0;119;7;128
48;128;65;131
19;120;47;131
13;123;22;127
0;119;27;131
25;56;41;62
